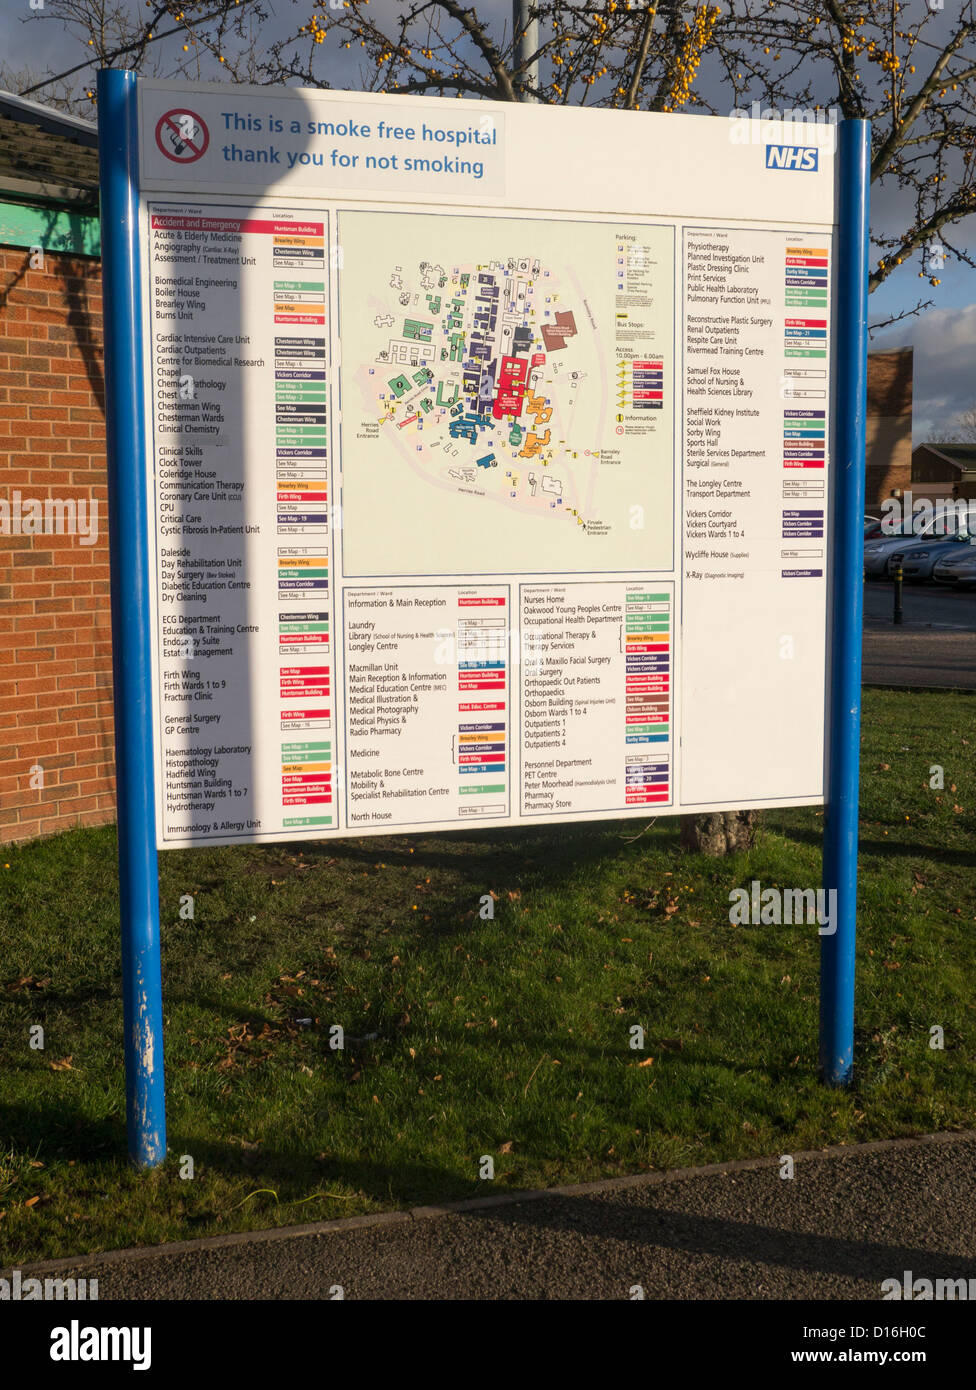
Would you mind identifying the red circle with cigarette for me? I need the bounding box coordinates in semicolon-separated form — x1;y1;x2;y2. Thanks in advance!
155;109;210;163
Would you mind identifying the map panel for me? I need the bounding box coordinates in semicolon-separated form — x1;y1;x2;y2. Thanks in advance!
337;210;674;577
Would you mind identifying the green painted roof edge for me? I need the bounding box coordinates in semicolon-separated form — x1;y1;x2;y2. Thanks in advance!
0;198;100;257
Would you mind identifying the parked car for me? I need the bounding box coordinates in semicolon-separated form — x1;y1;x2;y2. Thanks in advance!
933;540;976;589
886;531;973;581
864;515;884;538
863;522;937;576
864;503;976;576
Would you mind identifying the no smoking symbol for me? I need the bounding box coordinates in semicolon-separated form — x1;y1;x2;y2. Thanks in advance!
155;109;210;163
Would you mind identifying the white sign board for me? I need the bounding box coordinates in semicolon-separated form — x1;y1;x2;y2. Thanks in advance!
135;80;837;847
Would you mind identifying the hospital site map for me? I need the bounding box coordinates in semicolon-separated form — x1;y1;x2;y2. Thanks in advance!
337;209;675;577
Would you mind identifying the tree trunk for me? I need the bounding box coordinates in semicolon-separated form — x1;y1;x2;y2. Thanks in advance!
679;810;760;856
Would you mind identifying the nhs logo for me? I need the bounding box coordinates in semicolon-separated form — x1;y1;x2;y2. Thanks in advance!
765;144;818;171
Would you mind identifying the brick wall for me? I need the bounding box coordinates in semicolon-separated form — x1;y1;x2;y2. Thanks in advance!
0;243;116;844
865;347;913;508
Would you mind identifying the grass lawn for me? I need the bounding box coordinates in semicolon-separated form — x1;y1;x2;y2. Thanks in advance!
1;686;974;1265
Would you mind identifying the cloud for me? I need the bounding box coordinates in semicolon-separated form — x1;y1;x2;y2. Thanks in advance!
873;301;976;441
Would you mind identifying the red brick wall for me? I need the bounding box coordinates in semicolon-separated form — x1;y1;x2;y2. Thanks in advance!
0;244;116;844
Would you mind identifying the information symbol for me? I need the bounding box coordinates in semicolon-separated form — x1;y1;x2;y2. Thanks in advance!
155;109;210;163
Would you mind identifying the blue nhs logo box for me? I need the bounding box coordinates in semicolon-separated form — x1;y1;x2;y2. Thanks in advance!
765;144;819;171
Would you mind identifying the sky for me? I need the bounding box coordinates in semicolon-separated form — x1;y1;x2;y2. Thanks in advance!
1;0;974;440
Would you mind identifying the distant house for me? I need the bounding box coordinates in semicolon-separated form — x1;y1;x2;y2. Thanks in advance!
911;442;976;501
865;347;913;508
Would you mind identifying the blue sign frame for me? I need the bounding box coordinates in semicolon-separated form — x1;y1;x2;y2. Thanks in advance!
821;119;870;1085
97;66;870;1164
98;68;166;1166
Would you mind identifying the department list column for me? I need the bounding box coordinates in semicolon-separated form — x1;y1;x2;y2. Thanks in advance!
519;581;673;816
680;226;831;806
148;206;338;843
342;586;510;829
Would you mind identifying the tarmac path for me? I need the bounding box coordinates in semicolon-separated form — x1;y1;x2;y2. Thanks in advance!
862;580;976;688
10;1132;975;1301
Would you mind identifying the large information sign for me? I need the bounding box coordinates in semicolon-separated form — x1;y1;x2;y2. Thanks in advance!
134;82;838;847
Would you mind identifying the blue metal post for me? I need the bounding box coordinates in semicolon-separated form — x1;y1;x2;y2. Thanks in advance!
97;68;166;1165
820;119;871;1085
